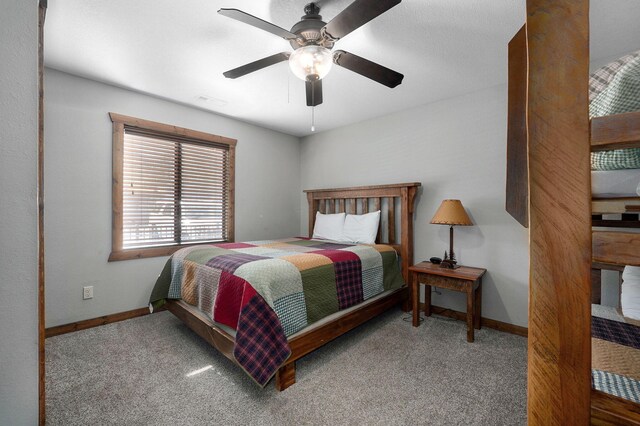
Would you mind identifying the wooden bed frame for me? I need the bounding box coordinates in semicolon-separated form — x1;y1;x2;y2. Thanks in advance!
521;2;640;423
166;182;420;390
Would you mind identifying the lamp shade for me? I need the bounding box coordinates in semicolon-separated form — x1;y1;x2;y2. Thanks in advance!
430;199;473;226
289;45;333;81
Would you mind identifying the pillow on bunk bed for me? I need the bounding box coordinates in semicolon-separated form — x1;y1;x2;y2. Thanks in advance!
312;212;345;241
590;51;640;171
621;266;640;321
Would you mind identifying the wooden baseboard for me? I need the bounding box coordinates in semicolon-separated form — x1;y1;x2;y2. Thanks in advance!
45;306;160;338
46;302;525;340
421;303;528;337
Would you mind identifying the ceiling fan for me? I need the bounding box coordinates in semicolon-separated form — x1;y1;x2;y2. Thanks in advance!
218;0;404;107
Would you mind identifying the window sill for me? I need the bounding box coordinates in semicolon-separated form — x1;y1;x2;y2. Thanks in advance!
108;241;231;262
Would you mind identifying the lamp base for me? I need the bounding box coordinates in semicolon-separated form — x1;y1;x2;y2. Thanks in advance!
439;259;459;269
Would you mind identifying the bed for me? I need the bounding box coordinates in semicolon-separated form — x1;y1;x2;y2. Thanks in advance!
584;50;640;420
149;182;420;390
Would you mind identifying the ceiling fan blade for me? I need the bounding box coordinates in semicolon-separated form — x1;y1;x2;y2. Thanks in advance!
306;79;323;106
223;52;290;79
333;50;403;88
218;8;298;40
322;0;401;41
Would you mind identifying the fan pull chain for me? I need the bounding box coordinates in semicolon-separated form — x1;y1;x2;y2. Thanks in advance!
311;106;315;132
287;73;290;104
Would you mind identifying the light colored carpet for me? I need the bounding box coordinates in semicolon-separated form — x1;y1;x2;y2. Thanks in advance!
46;309;527;425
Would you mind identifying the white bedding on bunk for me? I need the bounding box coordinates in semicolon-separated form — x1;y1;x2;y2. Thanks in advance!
591;169;640;198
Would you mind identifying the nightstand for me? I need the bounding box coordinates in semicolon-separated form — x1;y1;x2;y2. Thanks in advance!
409;261;486;342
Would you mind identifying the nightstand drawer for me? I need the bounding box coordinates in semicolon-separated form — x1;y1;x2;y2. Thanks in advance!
419;274;470;292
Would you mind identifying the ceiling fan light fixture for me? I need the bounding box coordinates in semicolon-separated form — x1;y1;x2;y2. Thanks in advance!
289;45;333;82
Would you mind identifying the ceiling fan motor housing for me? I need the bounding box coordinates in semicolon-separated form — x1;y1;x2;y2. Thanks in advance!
289;3;334;49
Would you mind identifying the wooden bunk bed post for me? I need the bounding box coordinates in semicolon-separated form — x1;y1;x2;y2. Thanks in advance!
526;0;591;423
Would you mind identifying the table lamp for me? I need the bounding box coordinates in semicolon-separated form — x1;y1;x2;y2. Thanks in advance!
430;199;473;268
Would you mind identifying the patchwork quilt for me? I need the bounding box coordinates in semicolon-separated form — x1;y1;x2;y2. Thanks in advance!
149;237;404;386
591;310;640;403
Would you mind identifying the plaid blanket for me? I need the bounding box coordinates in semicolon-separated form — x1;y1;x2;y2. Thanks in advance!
591;311;640;403
589;51;640;103
590;51;640;171
149;237;404;386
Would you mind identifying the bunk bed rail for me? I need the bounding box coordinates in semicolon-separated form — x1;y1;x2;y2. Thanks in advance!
593;231;640;267
591;110;640;151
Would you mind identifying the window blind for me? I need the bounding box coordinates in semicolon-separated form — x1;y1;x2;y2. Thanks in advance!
122;128;230;249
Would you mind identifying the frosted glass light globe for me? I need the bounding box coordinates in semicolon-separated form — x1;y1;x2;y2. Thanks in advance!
288;45;333;81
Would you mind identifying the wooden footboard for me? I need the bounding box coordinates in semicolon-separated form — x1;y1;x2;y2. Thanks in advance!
277;286;409;390
167;286;409;390
166;300;235;362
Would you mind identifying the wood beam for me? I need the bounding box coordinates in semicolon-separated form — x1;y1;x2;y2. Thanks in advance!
591;111;640;151
38;1;47;424
526;0;591;423
593;231;640;267
506;25;529;228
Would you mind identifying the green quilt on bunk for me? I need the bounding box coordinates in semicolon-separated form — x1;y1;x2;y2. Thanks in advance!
590;51;640;171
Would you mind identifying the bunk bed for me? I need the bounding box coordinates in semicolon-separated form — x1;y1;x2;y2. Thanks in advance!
588;55;640;419
509;4;640;422
590;124;640;422
589;52;640;312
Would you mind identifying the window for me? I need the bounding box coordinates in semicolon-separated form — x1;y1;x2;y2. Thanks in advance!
109;113;235;261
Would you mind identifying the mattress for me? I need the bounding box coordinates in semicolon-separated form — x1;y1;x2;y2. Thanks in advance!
591;169;640;198
591;304;640;403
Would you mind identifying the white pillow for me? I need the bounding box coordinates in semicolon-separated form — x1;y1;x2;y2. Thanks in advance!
624;266;640;281
312;212;345;241
342;211;381;244
621;266;640;320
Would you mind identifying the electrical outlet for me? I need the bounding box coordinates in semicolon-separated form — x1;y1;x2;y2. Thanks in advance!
83;286;93;300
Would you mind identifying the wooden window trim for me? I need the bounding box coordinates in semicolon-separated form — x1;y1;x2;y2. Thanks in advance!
109;113;236;262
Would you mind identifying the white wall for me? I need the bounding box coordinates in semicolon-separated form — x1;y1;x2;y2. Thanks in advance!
47;45;639;332
300;84;530;327
0;2;39;424
45;69;301;327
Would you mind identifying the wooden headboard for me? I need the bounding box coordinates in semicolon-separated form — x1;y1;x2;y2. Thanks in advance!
303;182;421;283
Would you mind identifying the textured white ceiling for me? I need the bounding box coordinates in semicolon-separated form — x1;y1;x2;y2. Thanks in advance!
45;0;640;137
